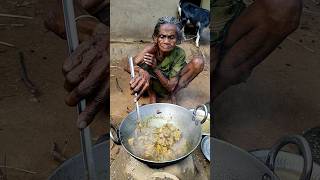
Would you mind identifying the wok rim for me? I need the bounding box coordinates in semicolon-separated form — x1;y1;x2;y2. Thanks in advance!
250;149;320;178
119;103;202;164
189;108;211;136
48;142;108;180
213;138;278;179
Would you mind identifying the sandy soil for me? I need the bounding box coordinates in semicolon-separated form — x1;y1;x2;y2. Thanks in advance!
0;0;106;179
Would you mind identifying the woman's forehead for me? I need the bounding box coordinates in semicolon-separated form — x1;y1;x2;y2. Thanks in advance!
159;24;177;34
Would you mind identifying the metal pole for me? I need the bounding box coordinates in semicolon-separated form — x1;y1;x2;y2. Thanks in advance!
61;0;97;179
128;57;142;122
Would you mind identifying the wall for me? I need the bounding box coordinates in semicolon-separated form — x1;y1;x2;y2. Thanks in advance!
110;0;180;41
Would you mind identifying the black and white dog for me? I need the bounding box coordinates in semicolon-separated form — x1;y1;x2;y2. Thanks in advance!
178;0;210;47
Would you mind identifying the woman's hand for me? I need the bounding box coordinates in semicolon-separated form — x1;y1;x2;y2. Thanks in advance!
129;68;150;101
63;25;109;129
143;53;157;69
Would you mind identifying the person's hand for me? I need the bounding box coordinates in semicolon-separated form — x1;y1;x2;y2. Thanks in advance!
129;68;150;101
143;53;157;69
62;24;109;129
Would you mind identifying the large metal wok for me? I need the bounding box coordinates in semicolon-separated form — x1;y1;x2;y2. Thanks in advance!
48;141;108;180
213;135;314;180
110;103;208;167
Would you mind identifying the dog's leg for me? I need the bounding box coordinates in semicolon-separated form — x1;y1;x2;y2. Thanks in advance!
180;18;187;40
182;26;186;40
196;29;200;47
177;4;182;17
196;22;201;47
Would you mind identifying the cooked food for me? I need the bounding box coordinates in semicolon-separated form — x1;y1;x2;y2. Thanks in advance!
127;123;188;161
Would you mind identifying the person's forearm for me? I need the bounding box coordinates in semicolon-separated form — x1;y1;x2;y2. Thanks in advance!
154;69;177;92
133;44;157;65
93;23;109;47
133;53;145;65
44;0;101;42
124;51;149;73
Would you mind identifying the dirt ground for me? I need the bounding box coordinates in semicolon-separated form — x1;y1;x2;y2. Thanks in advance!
0;0;107;179
214;0;320;151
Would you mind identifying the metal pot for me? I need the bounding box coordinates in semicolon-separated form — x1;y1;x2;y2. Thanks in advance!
250;150;320;180
189;108;211;136
110;103;208;167
48;141;108;180
213;135;313;180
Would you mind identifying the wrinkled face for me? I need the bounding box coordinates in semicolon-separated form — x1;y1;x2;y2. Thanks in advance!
156;24;177;53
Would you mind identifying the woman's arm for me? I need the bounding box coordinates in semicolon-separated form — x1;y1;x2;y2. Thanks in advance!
153;69;178;93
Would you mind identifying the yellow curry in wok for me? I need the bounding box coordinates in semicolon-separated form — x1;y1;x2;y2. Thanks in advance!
127;123;189;161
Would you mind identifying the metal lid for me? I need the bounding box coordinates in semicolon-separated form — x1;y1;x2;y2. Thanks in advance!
201;135;210;161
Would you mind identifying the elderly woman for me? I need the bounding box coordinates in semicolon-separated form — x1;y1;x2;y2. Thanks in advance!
129;16;204;104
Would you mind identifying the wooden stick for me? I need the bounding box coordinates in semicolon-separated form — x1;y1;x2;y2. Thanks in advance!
16;1;33;7
287;37;315;53
61;139;69;155
303;9;320;16
115;77;123;93
0;13;33;19
0;41;14;47
0;166;37;174
199;48;206;60
18;52;40;96
0;24;25;27
0;164;5;179
310;0;320;5
12;24;25;27
110;65;122;70
51;143;67;163
51;151;67;163
4;154;7;180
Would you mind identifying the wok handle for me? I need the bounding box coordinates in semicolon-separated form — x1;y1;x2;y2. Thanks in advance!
192;104;208;124
266;135;313;180
110;124;121;145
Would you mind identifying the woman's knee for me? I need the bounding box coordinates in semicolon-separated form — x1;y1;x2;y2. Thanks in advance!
191;57;205;72
259;0;302;35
